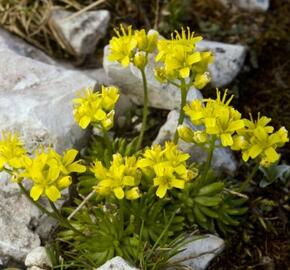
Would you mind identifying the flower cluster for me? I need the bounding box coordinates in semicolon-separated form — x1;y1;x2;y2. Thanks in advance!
91;153;141;200
91;142;198;200
155;27;213;89
138;142;198;198
73;85;119;130
180;90;244;147
231;115;288;167
178;90;289;167
0;131;86;202
108;25;158;70
0;131;27;171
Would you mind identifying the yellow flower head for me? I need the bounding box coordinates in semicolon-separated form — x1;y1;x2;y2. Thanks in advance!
153;165;185;198
0;131;27;171
92;154;141;200
155;27;212;85
108;25;137;67
232;114;289;167
182;90;244;147
138;143;197;198
21;148;84;202
73;86;119;130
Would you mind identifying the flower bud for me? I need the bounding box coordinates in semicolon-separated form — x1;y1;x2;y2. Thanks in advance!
193;131;207;143
125;187;141;200
133;52;147;70
193;72;210;89
177;126;195;143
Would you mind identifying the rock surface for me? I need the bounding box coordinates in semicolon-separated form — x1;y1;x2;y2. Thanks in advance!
0;33;95;263
196;40;246;87
0;27;56;65
96;256;138;270
50;9;110;57
103;46;203;110
168;234;225;270
153;110;237;175
218;0;269;11
25;246;52;268
0;174;40;262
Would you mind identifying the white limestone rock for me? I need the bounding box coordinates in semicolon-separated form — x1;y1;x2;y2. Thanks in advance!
218;0;269;11
0;27;56;65
96;256;138;270
50;9;110;57
196;40;247;87
103;45;203;110
25;247;52;268
168;234;225;270
0;43;95;262
0;185;41;262
153;110;237;175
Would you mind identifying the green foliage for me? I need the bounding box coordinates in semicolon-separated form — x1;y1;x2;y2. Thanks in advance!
259;164;290;188
173;174;248;234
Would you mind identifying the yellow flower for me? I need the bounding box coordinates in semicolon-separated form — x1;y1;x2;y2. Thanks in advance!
153;165;185;198
73;86;119;130
22;148;84;202
108;25;137;67
133;51;148;70
183;99;205;125
100;85;119;111
193;72;210;89
155;27;212;85
137;144;164;168
92;154;141;200
0;131;27;171
135;29;158;53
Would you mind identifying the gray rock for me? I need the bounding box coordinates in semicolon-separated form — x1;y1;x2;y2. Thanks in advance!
0;49;94;152
50;9;110;57
0;27;56;65
196;40;247;87
25;247;52;268
153;110;237;175
0;184;41;261
96;256;138;270
103;45;203;110
168;234;225;270
218;0;269;11
0;42;95;262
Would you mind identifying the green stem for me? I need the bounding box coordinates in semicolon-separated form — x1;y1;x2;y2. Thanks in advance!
239;163;260;192
137;68;149;150
18;183;56;218
173;79;188;144
102;127;112;152
201;136;216;182
49;201;86;237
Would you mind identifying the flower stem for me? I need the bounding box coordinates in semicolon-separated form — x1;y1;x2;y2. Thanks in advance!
173;79;188;144
201;136;216;182
239;163;260;192
49;201;86;237
137;68;149;150
102;127;112;152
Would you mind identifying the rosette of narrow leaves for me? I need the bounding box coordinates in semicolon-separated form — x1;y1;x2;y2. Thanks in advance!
173;174;248;233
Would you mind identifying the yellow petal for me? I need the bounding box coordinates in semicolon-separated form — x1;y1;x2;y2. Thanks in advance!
264;147;279;163
221;133;233;146
30;185;44;201
171;179;185;189
156;185;167;198
67;162;86;173
94;109;106;121
63;149;78;165
249;144;263;159
113;187;124;199
57;176;72;189
45;185;61;202
227;120;245;132
79;116;91;129
179;67;190;78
